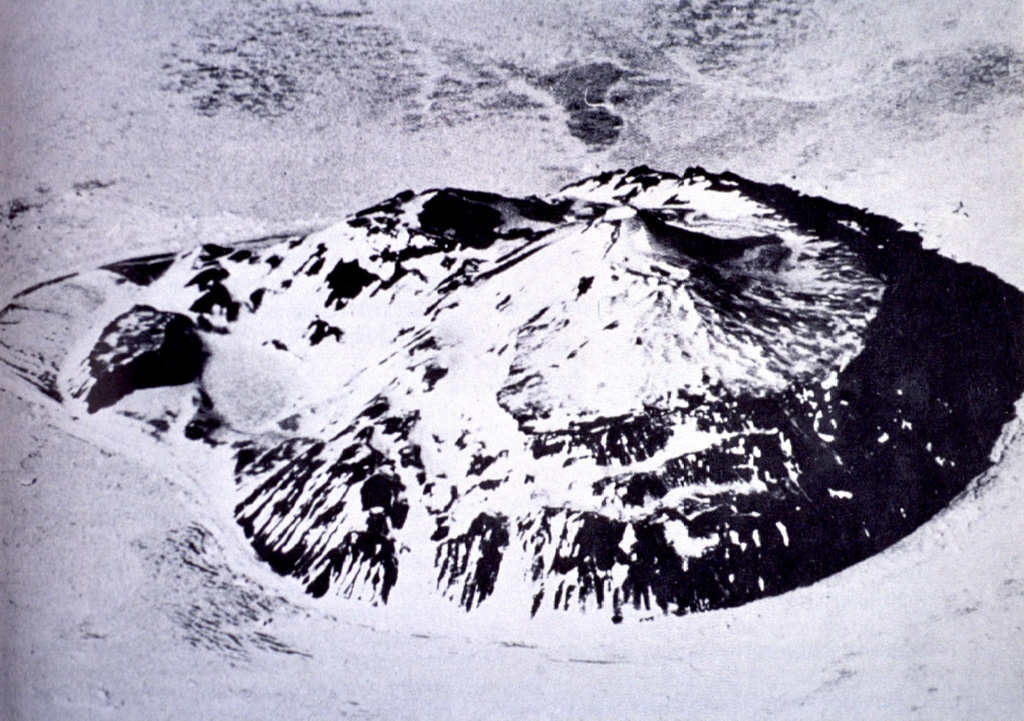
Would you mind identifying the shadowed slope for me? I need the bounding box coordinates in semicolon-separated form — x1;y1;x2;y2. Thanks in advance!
2;166;1021;621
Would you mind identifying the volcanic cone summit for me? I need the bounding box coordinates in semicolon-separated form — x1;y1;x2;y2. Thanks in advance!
2;166;1021;621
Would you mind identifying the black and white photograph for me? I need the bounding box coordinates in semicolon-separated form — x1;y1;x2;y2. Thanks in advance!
1;1;1022;718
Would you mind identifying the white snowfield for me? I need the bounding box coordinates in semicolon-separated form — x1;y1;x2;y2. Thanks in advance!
2;0;1022;718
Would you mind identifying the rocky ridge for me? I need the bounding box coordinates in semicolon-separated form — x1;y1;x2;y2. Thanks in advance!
2;166;1021;622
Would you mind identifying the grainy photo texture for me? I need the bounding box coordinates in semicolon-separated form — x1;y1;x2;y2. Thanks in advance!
1;1;1022;719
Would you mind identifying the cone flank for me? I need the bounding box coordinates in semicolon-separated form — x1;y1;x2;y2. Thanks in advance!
3;166;1021;622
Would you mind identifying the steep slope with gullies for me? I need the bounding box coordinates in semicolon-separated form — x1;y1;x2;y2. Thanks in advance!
2;166;1022;622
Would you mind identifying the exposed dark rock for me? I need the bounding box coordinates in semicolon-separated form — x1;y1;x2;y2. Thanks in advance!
539;62;627;148
6;165;1023;621
324;259;377;310
76;305;206;413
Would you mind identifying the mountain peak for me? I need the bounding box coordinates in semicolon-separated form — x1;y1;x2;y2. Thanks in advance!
2;166;1021;622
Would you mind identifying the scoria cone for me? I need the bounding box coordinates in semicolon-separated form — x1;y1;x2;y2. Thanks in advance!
2;166;1022;621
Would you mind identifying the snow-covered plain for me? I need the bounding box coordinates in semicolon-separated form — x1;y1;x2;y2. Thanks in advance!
1;0;1023;718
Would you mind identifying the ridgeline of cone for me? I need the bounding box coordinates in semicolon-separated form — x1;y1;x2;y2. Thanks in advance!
2;166;1022;621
